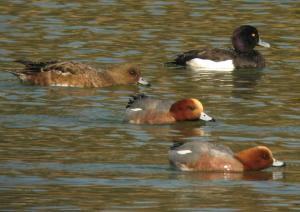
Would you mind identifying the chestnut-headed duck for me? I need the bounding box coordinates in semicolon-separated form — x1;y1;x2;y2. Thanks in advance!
6;60;150;88
169;141;285;172
166;25;270;71
125;94;215;124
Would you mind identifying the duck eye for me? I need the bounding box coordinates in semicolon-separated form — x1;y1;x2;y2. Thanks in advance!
261;153;270;160
129;69;137;76
251;33;256;37
187;106;195;111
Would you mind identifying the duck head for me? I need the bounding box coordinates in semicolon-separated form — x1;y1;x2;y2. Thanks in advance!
169;98;215;122
235;146;285;171
232;25;270;53
110;64;150;86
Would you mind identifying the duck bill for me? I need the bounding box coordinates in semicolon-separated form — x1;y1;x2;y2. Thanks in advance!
258;39;271;48
200;112;215;122
272;158;285;167
137;77;150;86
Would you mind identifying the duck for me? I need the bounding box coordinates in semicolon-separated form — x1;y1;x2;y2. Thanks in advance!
124;94;215;124
166;25;270;71
169;141;285;172
5;60;150;88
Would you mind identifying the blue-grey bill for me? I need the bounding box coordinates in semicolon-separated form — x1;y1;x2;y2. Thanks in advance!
258;39;271;48
200;112;215;122
138;77;150;86
272;159;285;167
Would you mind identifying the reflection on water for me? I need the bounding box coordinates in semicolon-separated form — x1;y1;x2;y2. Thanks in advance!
0;0;300;211
232;69;264;99
171;170;284;181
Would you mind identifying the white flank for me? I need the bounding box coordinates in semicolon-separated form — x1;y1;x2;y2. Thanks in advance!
60;72;71;76
179;164;193;171
176;149;192;155
130;108;143;112
223;164;232;171
51;83;75;87
187;58;234;72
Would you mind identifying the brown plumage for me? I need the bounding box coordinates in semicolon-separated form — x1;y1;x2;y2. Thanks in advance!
6;60;150;88
125;94;215;124
169;141;285;172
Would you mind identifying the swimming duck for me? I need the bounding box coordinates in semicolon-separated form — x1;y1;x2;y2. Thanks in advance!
125;94;215;124
169;141;285;172
6;60;150;88
166;25;270;71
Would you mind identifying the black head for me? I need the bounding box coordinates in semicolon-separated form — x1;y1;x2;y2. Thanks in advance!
232;25;269;53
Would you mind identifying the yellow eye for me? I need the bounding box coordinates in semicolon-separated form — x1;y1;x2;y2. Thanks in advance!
252;33;256;37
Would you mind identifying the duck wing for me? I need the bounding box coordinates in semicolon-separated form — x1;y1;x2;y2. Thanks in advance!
126;94;173;112
41;61;97;75
169;141;234;166
15;60;97;75
15;60;58;72
167;48;235;66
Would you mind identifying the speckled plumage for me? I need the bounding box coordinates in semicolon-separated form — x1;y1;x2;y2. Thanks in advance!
7;60;146;88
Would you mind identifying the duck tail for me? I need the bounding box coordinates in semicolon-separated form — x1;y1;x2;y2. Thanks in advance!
15;59;58;71
126;93;148;108
1;69;23;77
170;141;186;150
165;50;201;67
164;60;179;67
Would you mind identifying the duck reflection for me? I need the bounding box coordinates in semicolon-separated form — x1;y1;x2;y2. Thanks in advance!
124;122;209;144
47;87;99;97
170;170;284;181
46;84;144;98
168;122;209;141
231;69;263;99
186;68;263;100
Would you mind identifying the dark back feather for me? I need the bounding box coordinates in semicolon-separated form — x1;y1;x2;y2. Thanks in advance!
15;60;59;72
126;93;148;108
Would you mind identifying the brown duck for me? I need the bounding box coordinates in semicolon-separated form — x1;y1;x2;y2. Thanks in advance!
5;60;150;88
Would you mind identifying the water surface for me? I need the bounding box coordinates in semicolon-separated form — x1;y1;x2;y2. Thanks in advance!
0;0;300;211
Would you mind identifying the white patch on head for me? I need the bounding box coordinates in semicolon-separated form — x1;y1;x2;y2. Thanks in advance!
130;108;143;112
176;149;192;155
187;58;234;72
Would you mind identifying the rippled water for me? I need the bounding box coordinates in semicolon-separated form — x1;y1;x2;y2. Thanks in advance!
0;0;300;211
